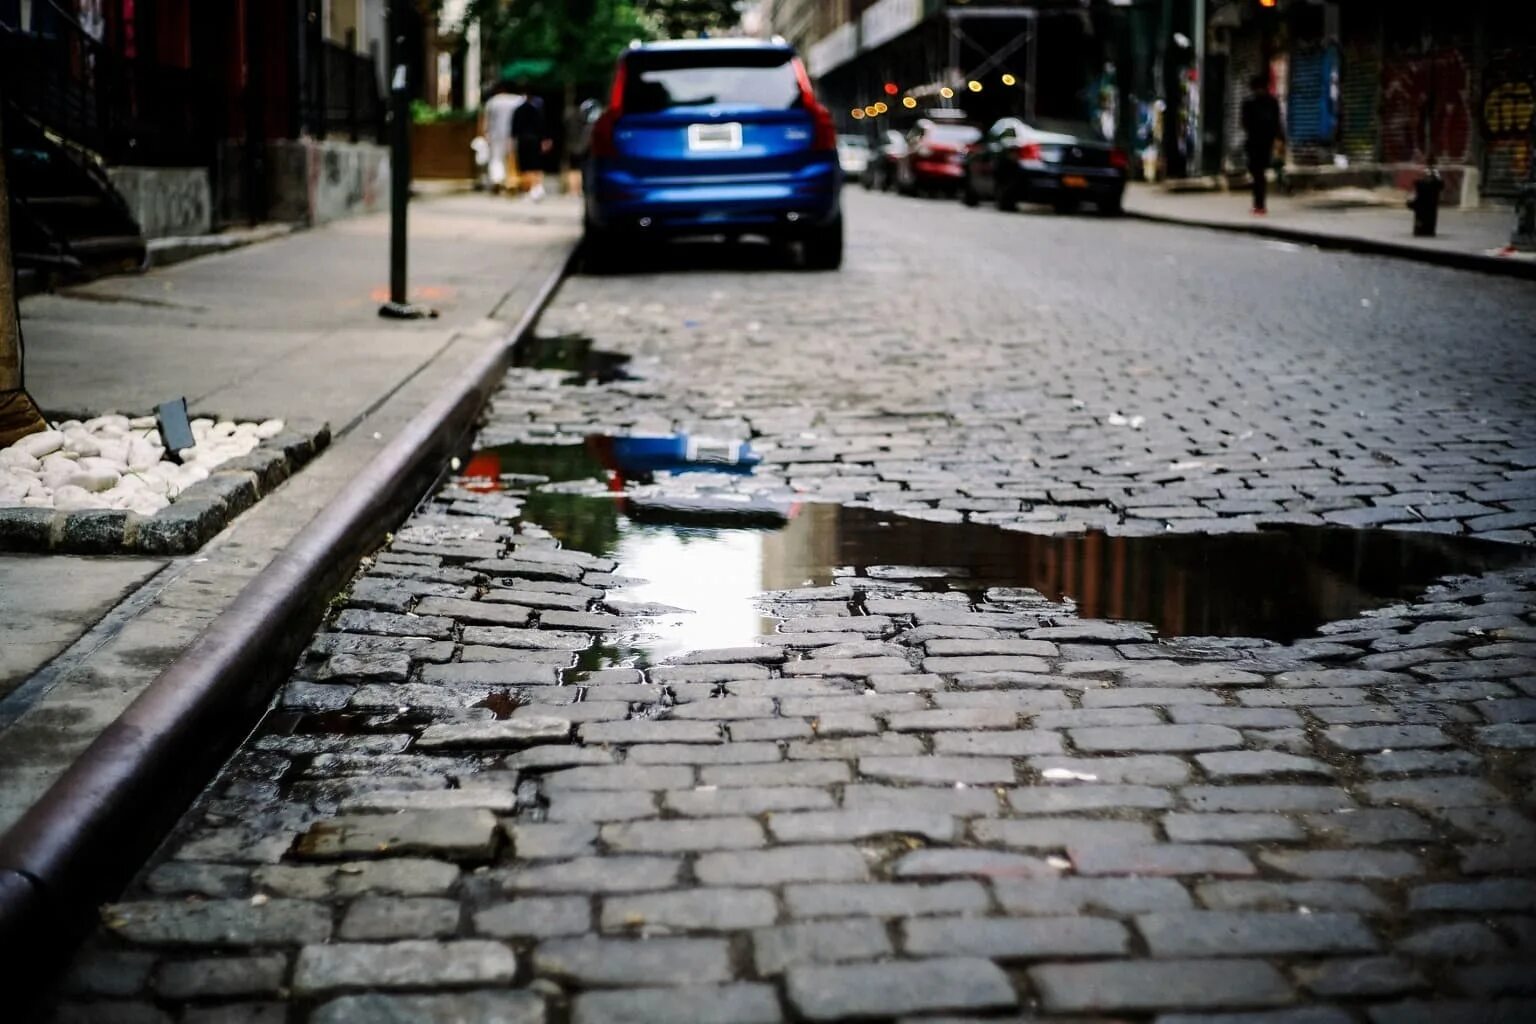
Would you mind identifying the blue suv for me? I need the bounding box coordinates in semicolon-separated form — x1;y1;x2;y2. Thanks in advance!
584;39;843;269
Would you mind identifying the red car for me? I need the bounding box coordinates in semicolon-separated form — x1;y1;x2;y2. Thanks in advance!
895;118;982;197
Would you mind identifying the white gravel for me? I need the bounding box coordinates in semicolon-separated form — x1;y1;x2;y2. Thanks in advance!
0;414;285;516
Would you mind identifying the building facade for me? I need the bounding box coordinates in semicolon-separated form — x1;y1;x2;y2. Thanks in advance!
2;0;395;280
766;0;1535;205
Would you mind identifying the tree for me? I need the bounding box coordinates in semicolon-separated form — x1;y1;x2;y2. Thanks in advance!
638;0;741;38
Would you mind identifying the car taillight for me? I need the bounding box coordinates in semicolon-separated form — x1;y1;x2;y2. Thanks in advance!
792;57;837;151
1016;142;1042;161
590;60;627;159
1109;147;1129;170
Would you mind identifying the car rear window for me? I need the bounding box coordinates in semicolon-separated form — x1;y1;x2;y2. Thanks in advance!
926;124;982;144
624;49;802;114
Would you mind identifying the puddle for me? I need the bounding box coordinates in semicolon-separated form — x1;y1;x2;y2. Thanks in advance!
512;334;634;384
455;441;1534;666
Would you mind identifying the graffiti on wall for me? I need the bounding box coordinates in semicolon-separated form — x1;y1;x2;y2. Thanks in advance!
1380;49;1471;164
1481;52;1536;193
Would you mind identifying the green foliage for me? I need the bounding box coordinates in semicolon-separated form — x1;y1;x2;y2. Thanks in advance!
411;100;479;124
451;0;742;90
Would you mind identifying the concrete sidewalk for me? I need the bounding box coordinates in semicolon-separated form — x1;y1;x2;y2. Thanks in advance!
1124;183;1534;277
0;192;581;833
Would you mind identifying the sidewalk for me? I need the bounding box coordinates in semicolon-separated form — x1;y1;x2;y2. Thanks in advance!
1124;182;1535;278
0;192;581;834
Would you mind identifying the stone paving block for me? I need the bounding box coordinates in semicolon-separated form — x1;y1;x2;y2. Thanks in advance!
572;984;782;1024
701;761;851;787
670;697;777;719
1071;844;1257;877
601;817;765;852
579;719;723;745
311;992;545;1024
626;742;782;765
784;881;991;919
973;817;1157;849
1182;785;1354;813
1363;1000;1536;1024
338;897;462;940
533;936;733;987
890;849;1059;879
1070;724;1243;752
889;708;1020;731
154;955;287;999
767;808;957;843
505;856;682;894
1296;957;1428;998
1154;1009;1355;1024
1325;726;1453;751
1196;751;1335;779
545;792;658;823
1196;881;1388;912
752;919;894;975
1136;911;1380;957
1363;777;1508;810
785;957;1017;1020
600;888;779;933
1259;849;1422;879
1029;958;1295;1012
542;766;695;791
922;655;1051;674
102;900;332;946
664;785;833;816
1008;784;1175;814
474;896;593;939
292;809;500;862
1081;688;1227;707
511;822;600;858
1163;813;1306;843
859;755;1016;785
415;717;571;750
787;733;922;759
420;661;557;686
931;730;1064;756
695;845;870;885
842;784;1000;816
1032;754;1192;785
293;940;516;994
335;610;455;639
1407;880;1536;912
903;915;1130;958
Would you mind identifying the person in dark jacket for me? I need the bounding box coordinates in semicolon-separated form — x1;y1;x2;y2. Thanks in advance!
1240;73;1284;214
511;82;552;201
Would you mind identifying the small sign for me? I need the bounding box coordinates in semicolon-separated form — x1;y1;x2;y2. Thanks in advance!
156;397;194;462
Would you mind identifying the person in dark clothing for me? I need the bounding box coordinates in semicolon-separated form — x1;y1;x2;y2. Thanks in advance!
511;83;551;200
1240;73;1283;214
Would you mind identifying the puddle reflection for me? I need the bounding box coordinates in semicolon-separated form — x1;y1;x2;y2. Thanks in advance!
463;442;1532;665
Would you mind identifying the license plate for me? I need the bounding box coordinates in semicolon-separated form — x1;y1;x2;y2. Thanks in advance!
688;122;742;151
1062;175;1089;188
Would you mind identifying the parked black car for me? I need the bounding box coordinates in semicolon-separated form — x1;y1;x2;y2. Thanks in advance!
861;129;907;192
961;117;1128;215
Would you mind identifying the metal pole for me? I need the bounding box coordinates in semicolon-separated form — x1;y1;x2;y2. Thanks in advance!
380;0;431;319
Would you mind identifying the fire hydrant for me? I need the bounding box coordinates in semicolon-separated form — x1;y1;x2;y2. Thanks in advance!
1407;170;1444;237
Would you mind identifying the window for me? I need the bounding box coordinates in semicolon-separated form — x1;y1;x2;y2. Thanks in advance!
625;49;802;114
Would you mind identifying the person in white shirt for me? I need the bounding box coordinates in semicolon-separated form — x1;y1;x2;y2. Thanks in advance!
480;81;524;193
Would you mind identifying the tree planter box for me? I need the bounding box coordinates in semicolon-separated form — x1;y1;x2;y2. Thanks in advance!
413;120;479;180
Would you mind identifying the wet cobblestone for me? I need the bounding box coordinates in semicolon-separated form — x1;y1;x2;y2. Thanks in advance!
41;194;1536;1022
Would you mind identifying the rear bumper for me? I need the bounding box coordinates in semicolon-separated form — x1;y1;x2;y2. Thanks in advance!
586;159;840;234
910;160;965;183
1015;166;1125;202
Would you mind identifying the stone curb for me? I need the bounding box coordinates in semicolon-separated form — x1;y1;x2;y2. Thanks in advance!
0;427;331;556
0;243;577;993
1124;208;1536;281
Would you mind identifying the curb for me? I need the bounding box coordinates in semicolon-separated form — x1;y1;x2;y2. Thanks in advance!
0;245;576;989
0;426;329;555
1125;208;1536;281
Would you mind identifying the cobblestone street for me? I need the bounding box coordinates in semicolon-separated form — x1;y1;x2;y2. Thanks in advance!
43;189;1536;1023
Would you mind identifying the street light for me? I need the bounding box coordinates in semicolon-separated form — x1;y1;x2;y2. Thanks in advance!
902;96;917;109
940;86;954;99
851;108;865;119
883;82;899;96
967;80;982;93
874;102;888;114
1001;73;1016;86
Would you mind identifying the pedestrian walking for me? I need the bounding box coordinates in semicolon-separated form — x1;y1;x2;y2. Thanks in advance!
1240;73;1284;215
512;82;552;201
480;81;523;194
